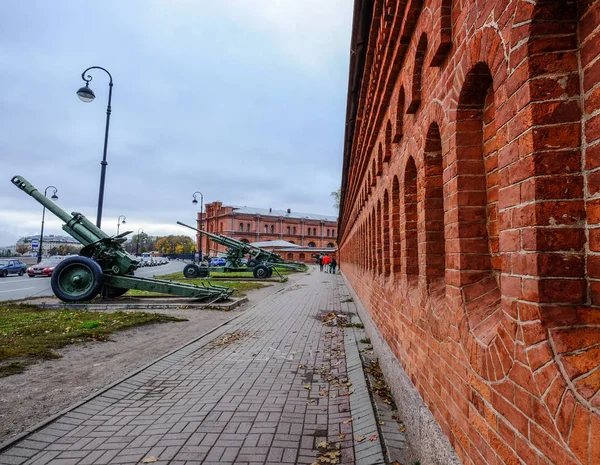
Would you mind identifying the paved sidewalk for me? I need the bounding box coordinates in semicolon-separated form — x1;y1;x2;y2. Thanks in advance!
0;269;383;465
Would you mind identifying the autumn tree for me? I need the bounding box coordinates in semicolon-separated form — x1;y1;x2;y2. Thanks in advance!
15;243;29;254
155;235;195;254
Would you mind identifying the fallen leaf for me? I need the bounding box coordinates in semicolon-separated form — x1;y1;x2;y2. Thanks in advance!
355;435;365;442
319;390;329;396
343;418;353;424
338;434;345;439
398;425;406;433
317;441;329;449
379;421;385;425
142;457;159;463
307;399;315;404
300;364;305;368
369;434;378;441
304;384;312;390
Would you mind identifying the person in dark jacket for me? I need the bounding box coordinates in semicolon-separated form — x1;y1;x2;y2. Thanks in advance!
331;258;337;274
317;255;323;271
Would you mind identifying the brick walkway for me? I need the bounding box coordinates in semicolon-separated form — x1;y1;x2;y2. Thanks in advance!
0;269;383;465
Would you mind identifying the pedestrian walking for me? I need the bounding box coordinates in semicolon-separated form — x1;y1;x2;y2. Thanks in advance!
322;254;331;273
331;258;337;274
317;255;323;271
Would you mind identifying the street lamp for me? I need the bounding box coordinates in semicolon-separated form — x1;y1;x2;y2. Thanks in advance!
136;228;144;256
37;186;58;263
192;191;203;262
117;215;126;235
77;66;113;229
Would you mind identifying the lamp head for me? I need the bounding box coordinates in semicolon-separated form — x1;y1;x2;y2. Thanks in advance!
51;193;58;201
122;218;126;224
192;198;198;205
76;84;95;103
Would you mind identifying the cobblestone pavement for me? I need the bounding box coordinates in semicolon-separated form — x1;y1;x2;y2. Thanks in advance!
0;269;382;465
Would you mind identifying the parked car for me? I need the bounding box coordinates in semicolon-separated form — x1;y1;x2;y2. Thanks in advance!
0;259;28;277
27;256;66;277
209;257;227;267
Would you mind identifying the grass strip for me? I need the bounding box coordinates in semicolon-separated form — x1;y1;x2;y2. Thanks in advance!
135;276;269;297
0;303;185;377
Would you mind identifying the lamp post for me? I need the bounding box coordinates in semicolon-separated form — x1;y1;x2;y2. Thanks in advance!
136;228;144;256
76;66;113;229
192;191;204;262
117;215;126;235
37;186;58;263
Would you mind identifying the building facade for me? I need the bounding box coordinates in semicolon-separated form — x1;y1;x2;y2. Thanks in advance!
197;203;337;258
338;1;599;464
17;235;82;256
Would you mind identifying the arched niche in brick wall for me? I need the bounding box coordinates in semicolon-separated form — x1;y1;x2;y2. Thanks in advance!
384;120;392;162
393;87;405;142
383;189;391;277
377;143;384;175
371;159;377;186
403;157;419;277
377;199;383;275
370;208;377;272
453;62;502;346
423;123;446;292
392;176;402;274
407;34;427;114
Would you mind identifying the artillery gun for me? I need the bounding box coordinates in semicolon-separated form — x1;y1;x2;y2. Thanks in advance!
177;221;306;279
11;176;233;302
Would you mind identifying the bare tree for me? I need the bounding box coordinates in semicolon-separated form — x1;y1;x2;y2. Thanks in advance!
331;187;341;210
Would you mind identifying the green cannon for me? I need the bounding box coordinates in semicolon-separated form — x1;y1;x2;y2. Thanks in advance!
11;176;233;302
177;221;306;279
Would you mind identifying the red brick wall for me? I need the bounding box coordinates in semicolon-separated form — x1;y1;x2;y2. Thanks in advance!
338;1;600;464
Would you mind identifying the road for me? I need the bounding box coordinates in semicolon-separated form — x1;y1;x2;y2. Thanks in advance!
0;260;187;302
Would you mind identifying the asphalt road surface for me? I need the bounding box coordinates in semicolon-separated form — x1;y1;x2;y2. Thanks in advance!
0;260;187;302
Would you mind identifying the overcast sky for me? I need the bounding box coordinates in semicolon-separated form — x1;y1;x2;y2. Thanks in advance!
0;0;352;246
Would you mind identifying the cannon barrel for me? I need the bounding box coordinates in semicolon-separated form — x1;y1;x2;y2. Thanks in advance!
12;175;75;225
177;221;253;251
177;221;284;262
11;175;108;245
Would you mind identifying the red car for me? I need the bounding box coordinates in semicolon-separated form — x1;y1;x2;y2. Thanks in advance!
27;257;65;277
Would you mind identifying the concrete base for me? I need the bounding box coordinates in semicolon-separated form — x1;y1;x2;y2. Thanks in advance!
341;273;461;465
18;296;248;312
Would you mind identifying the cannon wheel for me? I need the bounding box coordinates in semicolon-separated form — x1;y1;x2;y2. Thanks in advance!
247;259;258;268
183;264;201;279
51;256;103;302
266;267;273;278
253;265;270;279
198;267;209;278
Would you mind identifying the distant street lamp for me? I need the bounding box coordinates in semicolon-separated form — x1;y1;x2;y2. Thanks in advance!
117;215;126;235
76;66;113;229
136;228;144;256
37;186;59;263
192;191;204;261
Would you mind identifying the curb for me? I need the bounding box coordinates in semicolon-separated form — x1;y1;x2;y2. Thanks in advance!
337;276;386;465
